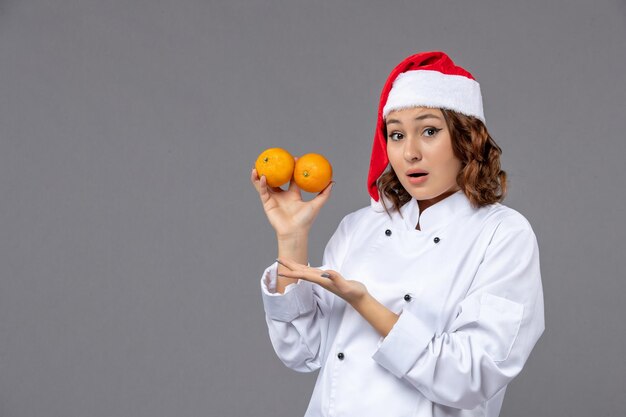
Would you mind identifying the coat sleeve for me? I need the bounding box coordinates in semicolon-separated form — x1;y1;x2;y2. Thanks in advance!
260;214;352;372
371;214;546;409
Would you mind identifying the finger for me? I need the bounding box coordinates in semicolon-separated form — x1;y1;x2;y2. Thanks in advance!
275;258;294;271
287;160;302;196
276;257;306;271
258;174;271;203
277;258;336;282
310;181;335;209
251;168;261;192
277;270;331;287
286;178;302;197
276;257;326;274
261;175;283;194
320;269;339;280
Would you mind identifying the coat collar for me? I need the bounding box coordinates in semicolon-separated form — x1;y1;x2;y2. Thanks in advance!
370;189;476;232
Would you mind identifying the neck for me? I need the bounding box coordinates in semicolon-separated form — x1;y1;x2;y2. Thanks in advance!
417;188;459;213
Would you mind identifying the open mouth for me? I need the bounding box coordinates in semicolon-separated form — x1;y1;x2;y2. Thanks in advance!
406;172;429;184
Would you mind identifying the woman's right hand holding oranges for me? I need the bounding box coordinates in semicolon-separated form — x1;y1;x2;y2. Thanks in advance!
250;148;334;238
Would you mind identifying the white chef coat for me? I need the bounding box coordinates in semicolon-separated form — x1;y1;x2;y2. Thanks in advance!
260;189;545;417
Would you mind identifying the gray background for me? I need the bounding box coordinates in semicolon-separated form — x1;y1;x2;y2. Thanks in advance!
1;0;624;416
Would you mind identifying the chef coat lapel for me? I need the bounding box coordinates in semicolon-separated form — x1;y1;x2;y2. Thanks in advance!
371;189;475;232
412;189;475;232
380;190;473;233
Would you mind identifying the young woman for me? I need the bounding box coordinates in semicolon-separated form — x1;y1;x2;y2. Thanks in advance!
250;51;545;417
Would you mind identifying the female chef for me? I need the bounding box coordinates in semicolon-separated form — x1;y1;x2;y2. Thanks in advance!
250;51;545;417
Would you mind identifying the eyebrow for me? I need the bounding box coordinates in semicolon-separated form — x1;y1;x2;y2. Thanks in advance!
385;113;443;126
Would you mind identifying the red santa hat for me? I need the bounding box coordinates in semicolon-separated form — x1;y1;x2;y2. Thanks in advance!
367;51;485;202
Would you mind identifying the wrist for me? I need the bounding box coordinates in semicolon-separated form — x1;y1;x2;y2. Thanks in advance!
276;231;309;271
348;291;372;311
276;230;309;243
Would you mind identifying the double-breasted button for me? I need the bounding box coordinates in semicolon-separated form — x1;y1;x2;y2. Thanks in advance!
433;237;440;243
404;294;412;301
385;229;392;236
337;352;345;360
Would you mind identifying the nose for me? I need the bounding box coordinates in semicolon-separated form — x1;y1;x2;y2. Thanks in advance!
403;136;422;161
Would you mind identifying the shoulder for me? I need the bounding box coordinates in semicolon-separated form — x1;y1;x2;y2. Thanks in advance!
342;196;396;225
483;203;534;232
330;200;388;241
343;204;375;224
336;204;376;234
478;202;538;249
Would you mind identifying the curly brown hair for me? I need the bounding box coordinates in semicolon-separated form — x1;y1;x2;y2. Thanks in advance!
377;108;507;215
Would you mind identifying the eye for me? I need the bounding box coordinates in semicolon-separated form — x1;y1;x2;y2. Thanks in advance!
388;132;404;141
423;127;442;137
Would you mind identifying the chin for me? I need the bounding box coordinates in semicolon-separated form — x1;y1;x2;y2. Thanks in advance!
406;190;435;200
405;187;448;202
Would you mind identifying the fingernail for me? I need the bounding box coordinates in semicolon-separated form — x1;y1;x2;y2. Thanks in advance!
321;272;330;278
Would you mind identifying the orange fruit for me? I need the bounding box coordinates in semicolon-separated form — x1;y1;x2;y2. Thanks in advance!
294;153;333;193
255;147;295;187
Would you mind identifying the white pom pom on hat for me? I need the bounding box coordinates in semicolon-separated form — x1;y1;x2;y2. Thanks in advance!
368;51;485;202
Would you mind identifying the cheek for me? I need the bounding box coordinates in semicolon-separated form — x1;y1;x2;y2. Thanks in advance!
443;155;461;171
447;158;463;180
386;144;401;167
432;145;461;177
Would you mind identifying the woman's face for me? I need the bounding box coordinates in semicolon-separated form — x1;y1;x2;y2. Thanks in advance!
385;106;463;210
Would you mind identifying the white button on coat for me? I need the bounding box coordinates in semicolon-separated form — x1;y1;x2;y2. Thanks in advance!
260;189;545;417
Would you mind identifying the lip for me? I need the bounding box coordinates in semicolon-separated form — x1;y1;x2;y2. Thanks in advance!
405;169;429;176
407;174;428;185
405;169;429;185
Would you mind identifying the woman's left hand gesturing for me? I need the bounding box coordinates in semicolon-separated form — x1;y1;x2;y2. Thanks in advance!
276;258;368;306
276;257;400;337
